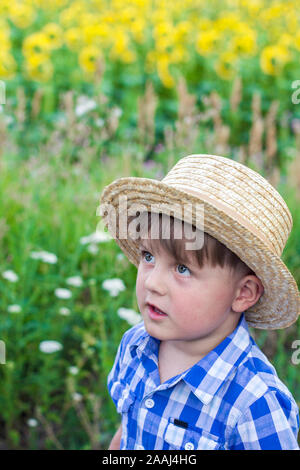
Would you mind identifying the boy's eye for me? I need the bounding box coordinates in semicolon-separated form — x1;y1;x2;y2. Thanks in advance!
142;250;154;263
176;264;191;276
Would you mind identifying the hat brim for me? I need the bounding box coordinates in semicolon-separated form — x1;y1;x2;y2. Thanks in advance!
100;177;300;329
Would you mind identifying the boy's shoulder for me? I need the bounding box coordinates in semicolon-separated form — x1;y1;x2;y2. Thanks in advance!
121;321;147;347
231;337;298;415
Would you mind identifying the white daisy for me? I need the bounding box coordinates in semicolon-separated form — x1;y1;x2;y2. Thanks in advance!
79;231;111;245
75;95;97;117
69;366;79;375
59;307;71;316
87;243;99;255
117;307;142;326
66;276;83;287
102;278;125;297
39;340;63;354
72;392;83;402
54;288;72;299
7;304;22;313
30;250;58;264
27;418;38;428
2;270;19;282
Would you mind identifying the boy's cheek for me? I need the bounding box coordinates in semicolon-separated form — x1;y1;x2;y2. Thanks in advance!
135;273;145;303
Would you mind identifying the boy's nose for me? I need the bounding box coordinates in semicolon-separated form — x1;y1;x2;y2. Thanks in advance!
144;264;167;295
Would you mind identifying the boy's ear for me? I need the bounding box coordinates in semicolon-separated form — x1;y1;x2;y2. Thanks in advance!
232;275;264;313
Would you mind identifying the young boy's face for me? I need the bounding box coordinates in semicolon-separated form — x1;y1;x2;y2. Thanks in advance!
136;237;243;355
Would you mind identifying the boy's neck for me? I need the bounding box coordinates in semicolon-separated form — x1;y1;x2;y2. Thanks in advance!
158;314;241;383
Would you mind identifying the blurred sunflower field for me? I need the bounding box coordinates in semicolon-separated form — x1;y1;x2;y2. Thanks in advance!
0;0;300;449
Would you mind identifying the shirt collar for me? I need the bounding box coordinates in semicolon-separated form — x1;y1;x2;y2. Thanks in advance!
129;326;159;360
129;314;252;404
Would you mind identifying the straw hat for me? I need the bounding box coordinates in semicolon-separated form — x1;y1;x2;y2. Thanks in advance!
99;154;300;329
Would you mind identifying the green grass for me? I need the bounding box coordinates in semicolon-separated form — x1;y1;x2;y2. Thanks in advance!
0;104;299;449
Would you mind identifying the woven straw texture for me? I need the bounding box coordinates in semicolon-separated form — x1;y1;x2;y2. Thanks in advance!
100;154;300;329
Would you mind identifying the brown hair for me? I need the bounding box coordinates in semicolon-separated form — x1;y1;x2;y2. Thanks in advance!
129;212;254;277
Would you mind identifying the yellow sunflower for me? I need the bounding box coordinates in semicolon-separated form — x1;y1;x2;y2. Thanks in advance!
196;30;220;56
215;51;238;80
42;23;64;50
79;45;102;74
260;44;290;76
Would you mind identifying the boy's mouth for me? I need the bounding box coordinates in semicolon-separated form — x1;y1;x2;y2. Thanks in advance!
147;302;168;317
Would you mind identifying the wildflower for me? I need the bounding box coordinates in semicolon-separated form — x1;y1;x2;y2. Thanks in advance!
260;45;290;76
59;307;71;316
27;418;38;427
75;95;97;117
95;118;105;127
2;270;19;282
117;307;142;326
25;58;53;83
64;27;83;51
87;244;99;255
9;2;35;29
69;366;79;375
72;392;83;402
66;276;83;287
23;32;51;56
30;250;58;264
78;45;102;74
0;51;17;79
54;288;72;299
295;31;300;51
111;107;123;118
102;278;126;297
215;51;238;80
7;305;22;313
79;231;111;245
196;30;220;56
231;30;257;55
42;23;63;50
39;340;63;353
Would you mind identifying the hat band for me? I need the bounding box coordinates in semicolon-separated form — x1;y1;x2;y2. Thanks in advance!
166;183;277;255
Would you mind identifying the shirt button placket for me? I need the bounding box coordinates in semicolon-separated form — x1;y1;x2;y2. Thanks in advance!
135;397;155;449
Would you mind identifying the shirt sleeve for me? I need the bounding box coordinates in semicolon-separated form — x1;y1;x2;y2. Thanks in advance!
107;338;124;400
229;390;300;450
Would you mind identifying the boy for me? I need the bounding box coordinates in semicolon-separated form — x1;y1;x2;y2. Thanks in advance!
100;154;300;450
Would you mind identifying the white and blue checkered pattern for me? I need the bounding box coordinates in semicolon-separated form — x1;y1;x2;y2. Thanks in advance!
107;315;299;450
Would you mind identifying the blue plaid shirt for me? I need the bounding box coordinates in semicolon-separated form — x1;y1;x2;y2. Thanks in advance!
107;315;299;450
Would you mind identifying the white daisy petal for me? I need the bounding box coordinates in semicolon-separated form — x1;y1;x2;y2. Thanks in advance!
102;278;125;297
39;340;63;354
2;270;19;282
54;288;72;299
72;392;83;402
27;418;38;427
7;304;22;313
79;231;111;245
117;308;142;326
66;276;83;287
59;307;71;316
30;251;58;264
75;95;97;117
